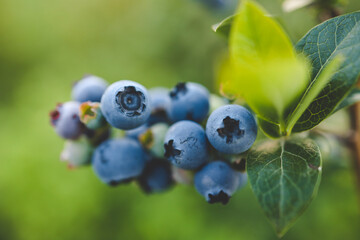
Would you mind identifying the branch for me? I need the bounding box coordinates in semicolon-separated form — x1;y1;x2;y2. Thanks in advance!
349;87;360;206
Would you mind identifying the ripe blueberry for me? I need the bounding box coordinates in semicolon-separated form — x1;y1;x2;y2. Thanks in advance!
92;138;147;185
164;120;209;170
101;80;151;130
138;159;174;194
148;87;171;125
72;75;108;102
206;105;257;154
194;161;241;204
168;82;209;123
50;101;84;140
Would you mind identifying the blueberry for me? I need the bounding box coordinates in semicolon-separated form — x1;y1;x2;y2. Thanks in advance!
92;138;147;185
138;159;174;193
206;105;257;154
72;75;108;102
79;102;107;130
60;138;93;168
164;120;209;170
194;161;241;204
168;82;209;123
101;80;151;130
50;101;84;140
148;87;171;125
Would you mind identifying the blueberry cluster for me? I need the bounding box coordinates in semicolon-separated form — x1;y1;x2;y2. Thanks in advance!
50;75;258;204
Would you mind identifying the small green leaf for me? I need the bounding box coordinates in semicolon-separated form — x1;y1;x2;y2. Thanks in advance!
247;138;322;237
225;0;309;134
333;87;360;113
256;117;282;139
212;15;235;38
212;14;285;39
293;12;360;132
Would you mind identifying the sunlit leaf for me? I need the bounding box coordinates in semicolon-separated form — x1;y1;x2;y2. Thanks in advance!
212;15;235;38
224;0;309;136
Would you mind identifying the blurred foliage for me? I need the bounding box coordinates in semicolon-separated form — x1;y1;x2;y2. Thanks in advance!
0;0;359;239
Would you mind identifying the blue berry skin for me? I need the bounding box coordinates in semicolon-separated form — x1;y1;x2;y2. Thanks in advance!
206;105;257;154
138;159;174;194
164;120;209;170
72;75;108;103
194;161;241;204
168;82;210;123
148;87;171;125
50;101;84;140
101;80;151;130
92;138;147;185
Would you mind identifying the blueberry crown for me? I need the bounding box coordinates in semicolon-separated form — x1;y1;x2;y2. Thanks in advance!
164;139;181;158
216;116;244;144
208;190;230;205
116;86;146;117
170;82;187;99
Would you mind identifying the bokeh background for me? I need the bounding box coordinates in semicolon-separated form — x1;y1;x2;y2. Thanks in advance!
0;0;360;239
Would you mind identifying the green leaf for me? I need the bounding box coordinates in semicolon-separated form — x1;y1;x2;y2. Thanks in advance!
212;14;286;40
256;117;282;139
285;56;342;133
212;15;235;38
225;0;309;134
293;12;360;132
333;87;360;113
247;138;322;237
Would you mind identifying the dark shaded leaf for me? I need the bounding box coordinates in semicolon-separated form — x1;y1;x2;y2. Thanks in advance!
333;87;360;113
293;12;360;132
247;138;322;237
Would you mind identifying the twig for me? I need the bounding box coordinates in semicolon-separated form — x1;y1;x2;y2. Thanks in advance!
349;86;360;206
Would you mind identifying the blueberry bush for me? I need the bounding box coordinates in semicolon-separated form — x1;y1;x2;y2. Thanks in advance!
48;0;360;238
214;0;360;236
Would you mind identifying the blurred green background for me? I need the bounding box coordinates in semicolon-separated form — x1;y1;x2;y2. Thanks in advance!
0;0;359;239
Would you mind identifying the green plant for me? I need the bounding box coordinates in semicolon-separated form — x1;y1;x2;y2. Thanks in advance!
214;0;360;237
